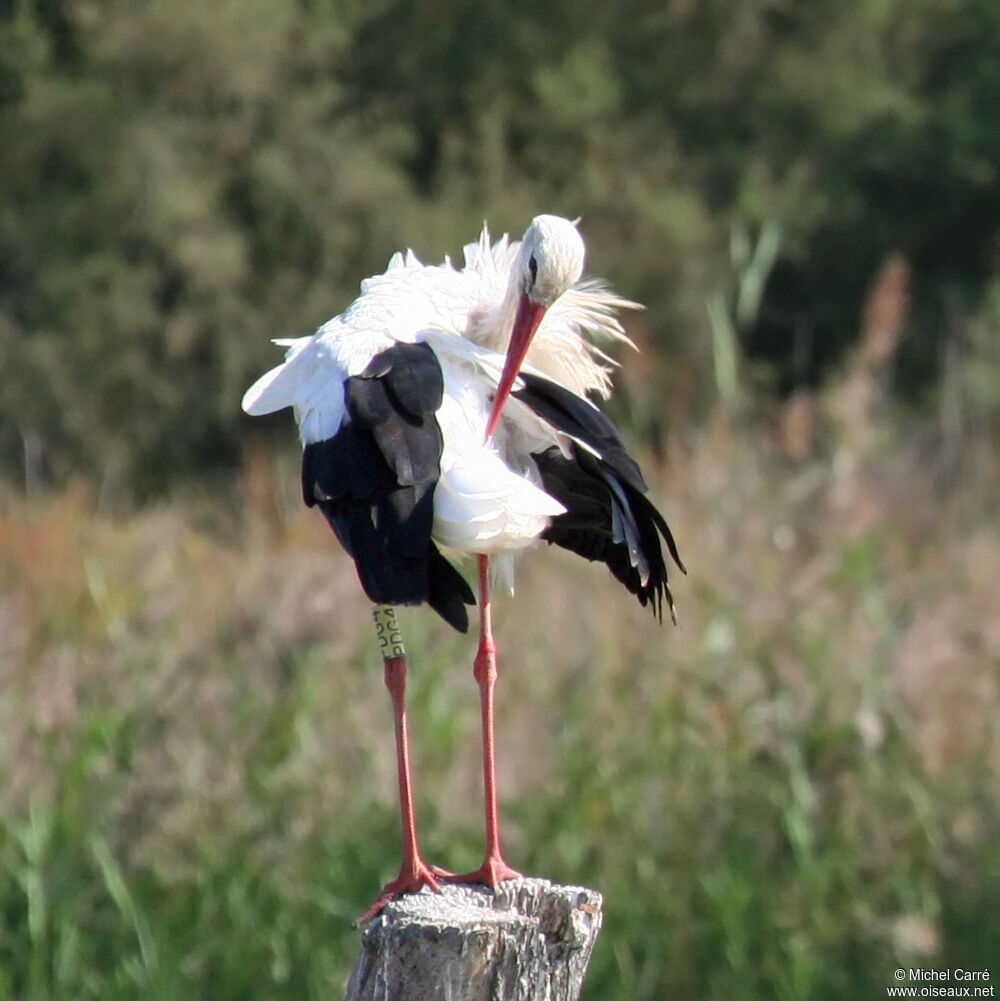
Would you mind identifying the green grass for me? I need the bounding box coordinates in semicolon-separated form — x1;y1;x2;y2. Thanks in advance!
1;418;997;999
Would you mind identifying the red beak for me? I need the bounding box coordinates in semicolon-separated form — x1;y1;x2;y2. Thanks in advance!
485;294;546;441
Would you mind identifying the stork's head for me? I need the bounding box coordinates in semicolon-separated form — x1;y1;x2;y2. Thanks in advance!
486;215;585;439
519;214;585;306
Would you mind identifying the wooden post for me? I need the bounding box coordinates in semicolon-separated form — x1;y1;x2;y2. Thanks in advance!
344;877;603;1001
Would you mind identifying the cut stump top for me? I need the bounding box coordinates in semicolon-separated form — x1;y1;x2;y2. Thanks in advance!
344;877;603;1001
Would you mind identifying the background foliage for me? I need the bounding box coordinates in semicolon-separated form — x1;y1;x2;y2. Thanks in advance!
1;0;999;998
3;0;1000;496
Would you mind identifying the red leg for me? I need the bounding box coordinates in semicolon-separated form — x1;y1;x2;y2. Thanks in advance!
357;611;441;924
444;555;522;887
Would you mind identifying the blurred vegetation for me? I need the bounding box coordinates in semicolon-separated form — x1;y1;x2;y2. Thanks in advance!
3;0;1000;496
2;402;998;998
2;0;999;998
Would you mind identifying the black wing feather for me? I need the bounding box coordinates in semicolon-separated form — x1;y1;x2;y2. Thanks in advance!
384;345;444;415
513;372;647;493
512;373;686;622
302;342;474;632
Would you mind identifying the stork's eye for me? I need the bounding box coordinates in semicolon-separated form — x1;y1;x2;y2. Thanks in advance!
528;254;538;285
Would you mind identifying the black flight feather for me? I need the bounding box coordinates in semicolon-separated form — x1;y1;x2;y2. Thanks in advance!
513;372;647;493
512;373;685;621
302;342;474;632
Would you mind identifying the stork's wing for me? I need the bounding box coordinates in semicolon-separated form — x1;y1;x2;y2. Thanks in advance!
510;372;685;622
302;342;475;632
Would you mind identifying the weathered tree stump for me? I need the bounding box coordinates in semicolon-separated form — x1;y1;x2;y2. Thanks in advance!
344;877;603;1001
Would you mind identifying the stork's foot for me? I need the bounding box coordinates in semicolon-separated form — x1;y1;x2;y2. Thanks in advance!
355;859;443;925
440;853;522;889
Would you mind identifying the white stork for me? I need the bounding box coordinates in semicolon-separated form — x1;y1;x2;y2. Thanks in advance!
242;214;684;922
